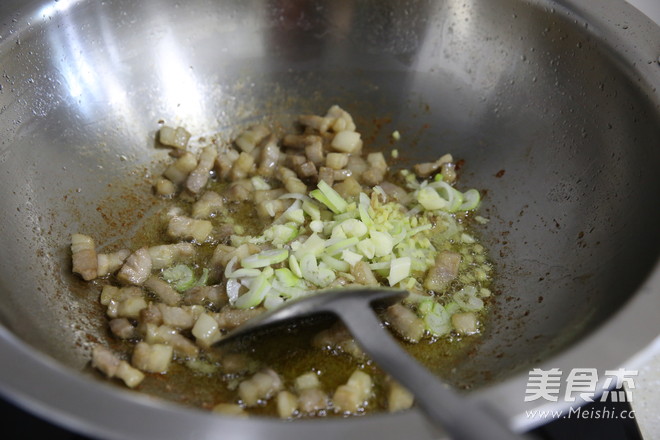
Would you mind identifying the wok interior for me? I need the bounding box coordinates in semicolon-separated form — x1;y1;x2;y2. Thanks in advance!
0;0;658;399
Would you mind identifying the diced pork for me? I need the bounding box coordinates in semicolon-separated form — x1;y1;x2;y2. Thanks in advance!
91;345;144;388
159;125;190;149
283;134;323;150
91;344;121;377
96;249;131;277
156;304;194;329
143;276;181;306
230;152;255;181
385;303;425;343
305;140;325;166
184;284;229;308
187;146;218;193
100;285;143;306
132;342;173;373
109;318;137;339
412;153;453;178
298;388;329;413
298;114;332;133
332;370;372;413
191;191;224;219
215;305;263;330
71;234;97;281
148;243;195;270
277;391;299;419
143;323;199;358
191;313;222;348
167;216;212;243
423;251;461;292
351;261;379;286
215;148;240;181
257;136;281;177
117;248;152;285
312;322;364;359
387;380;414;412
234;125;270;153
451;312;478;334
238;368;283;406
154;177;176;197
163;152;197;184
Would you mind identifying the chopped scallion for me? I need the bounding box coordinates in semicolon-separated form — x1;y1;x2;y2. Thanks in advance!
300;254;336;287
458;189;481;211
275;268;300;287
293;233;326;259
453;286;484;311
302;200;321;221
162;264;195;292
241;249;289;269
312;180;348;214
234;271;271;309
288;254;303;278
321;254;350;273
387;257;411;286
417;187;446;210
226;268;262;279
421;301;452;336
341;249;363;266
370;230;394;257
324;236;359;256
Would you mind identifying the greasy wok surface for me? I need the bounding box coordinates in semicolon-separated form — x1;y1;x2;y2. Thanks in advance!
0;0;658;439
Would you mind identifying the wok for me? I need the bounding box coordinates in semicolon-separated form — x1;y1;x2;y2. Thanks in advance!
0;0;658;438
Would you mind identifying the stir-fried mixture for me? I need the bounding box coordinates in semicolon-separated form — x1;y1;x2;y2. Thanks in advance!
72;105;493;417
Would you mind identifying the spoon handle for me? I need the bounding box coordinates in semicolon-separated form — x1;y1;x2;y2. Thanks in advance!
338;302;528;440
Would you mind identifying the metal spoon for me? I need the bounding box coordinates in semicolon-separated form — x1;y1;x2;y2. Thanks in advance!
218;287;528;440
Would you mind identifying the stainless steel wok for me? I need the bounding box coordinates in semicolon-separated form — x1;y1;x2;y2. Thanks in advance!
0;0;658;439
